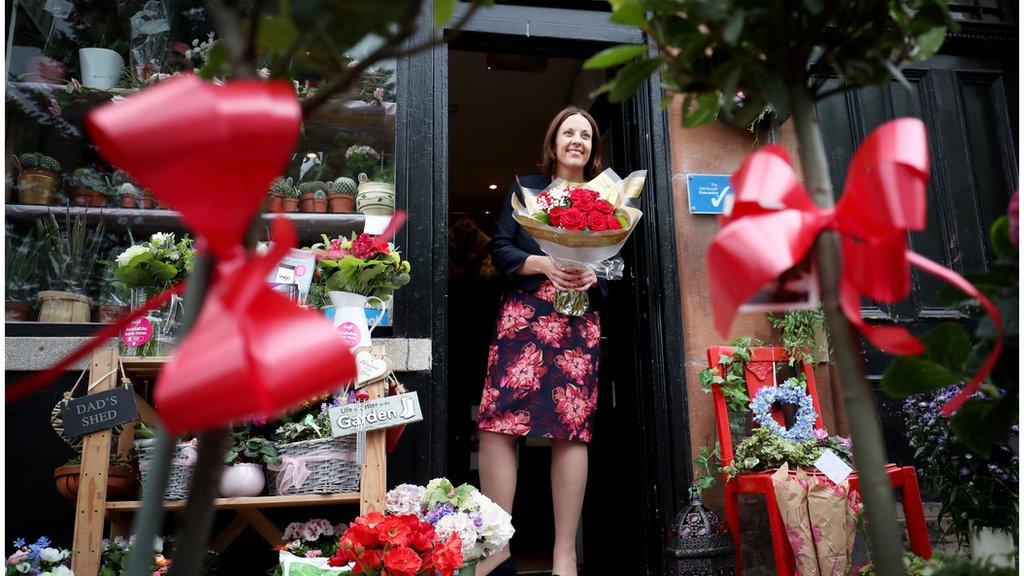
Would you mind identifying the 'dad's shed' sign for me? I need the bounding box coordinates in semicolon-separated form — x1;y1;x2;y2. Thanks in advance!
61;387;139;438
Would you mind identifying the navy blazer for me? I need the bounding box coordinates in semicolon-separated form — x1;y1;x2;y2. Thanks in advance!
488;174;608;301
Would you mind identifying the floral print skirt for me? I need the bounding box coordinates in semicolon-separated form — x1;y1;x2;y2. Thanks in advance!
477;281;600;443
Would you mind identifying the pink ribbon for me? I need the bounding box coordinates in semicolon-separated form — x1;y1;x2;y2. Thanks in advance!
267;448;356;493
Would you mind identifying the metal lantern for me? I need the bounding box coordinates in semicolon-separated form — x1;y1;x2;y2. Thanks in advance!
666;488;737;576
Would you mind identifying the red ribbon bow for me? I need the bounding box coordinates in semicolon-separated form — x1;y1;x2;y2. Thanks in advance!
7;75;357;434
708;118;1002;414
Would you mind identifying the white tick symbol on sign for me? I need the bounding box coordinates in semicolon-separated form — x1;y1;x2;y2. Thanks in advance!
710;185;731;208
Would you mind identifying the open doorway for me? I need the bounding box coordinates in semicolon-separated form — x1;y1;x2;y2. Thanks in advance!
444;35;653;575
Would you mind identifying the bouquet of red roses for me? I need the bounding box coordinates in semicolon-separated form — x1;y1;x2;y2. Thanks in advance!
327;511;464;576
513;168;647;315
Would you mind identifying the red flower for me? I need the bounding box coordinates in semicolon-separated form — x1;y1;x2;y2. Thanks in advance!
573;196;596;213
531;313;569;346
378;515;414;547
548;206;565;227
559;208;586;231
409;521;437;553
431;534;465;576
351;233;390;259
353;549;384;574
569;188;599;204
496;299;535;339
593;200;614;215
606;214;623;230
382;546;422;576
587;212;610;231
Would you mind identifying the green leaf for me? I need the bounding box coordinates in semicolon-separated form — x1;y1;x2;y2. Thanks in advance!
609;0;645;27
912;27;947;63
881;356;963;397
608;58;660;102
257;15;299;56
198;42;229;80
920;323;971;373
584;44;647;69
532;212;550;225
434;0;457;28
950;396;1017;457
148;260;178;281
989;216;1016;260
977;292;1017;339
684;91;720;128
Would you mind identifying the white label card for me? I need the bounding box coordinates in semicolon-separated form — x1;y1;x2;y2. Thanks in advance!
814;449;853;485
363;215;392;235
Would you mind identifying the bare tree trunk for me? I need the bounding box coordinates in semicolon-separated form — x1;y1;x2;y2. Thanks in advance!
788;85;907;576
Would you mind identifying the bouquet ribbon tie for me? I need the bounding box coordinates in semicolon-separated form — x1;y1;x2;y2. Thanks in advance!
708;117;1002;414
268;448;357;493
7;75;358;435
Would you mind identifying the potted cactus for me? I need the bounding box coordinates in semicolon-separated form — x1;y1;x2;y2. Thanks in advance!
344;145;379;180
267;177;293;212
17;153;61;205
35;212;105;323
282;185;300;212
297;181;325;212
312;189;328;213
116;182;141;209
69;167;110;207
356;165;396;216
329;177;357;213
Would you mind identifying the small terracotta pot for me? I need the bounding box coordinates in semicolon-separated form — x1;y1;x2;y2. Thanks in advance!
97;304;127;323
70;188;92;207
312;199;328;213
88;191;109;207
119;195;137;209
328;194;356;213
282;197;299;212
5;300;32;321
299;192;316;212
55;464;136;502
266;193;284;213
139;197;155;209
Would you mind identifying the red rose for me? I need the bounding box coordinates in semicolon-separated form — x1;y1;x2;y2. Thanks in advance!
607;214;623;230
548;206;565;227
377;515;413;547
559;208;586;231
568;188;599;204
594;199;614;214
355;549;384;573
573;196;596;212
382;546;422;576
351;233;390;259
587;212;610;231
431;534;464;576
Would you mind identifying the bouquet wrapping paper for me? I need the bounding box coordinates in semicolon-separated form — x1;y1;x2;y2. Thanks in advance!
771;464;856;576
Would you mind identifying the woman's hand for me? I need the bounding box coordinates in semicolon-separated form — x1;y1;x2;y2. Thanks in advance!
574;268;597;291
518;255;581;291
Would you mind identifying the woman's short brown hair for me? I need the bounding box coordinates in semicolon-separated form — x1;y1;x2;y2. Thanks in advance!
539;106;604;180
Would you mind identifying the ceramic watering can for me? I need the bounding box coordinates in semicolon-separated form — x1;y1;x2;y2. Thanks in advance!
328;291;385;350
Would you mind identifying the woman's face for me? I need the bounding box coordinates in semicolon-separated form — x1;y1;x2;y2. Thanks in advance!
554;113;592;174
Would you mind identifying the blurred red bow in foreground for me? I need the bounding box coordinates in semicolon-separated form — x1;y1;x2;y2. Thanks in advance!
708;118;1002;414
9;75;358;434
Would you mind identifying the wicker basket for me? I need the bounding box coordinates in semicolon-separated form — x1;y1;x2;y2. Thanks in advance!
268;436;360;496
134;439;196;500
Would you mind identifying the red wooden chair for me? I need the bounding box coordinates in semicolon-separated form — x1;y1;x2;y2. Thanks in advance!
707;345;932;575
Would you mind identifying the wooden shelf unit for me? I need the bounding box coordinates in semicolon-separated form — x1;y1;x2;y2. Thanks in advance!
71;347;388;576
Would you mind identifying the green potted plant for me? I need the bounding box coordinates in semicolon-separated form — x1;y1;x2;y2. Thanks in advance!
282;183;301;213
5;231;39;321
116;182;141;209
330;177;357;213
35;212;105;323
221;427;281;497
17;153;61;205
95;261;130;323
69;167;109;207
344;145;379;180
267;176;292;212
355;161;396;216
297;181;325;213
312;189;328;213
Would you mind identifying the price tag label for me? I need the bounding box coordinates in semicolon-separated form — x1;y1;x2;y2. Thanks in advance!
814;449;853;485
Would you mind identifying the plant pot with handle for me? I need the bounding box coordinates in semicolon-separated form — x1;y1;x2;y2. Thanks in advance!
219;463;266;497
5;300;32;321
356;173;396;215
54;464;135;502
79;48;124;89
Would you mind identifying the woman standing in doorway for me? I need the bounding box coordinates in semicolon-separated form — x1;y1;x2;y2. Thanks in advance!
475;106;606;576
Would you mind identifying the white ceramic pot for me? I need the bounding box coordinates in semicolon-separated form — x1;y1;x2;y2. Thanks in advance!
970;528;1016;567
219;463;266;497
356;173;396;215
328;291;385;350
79;48;124;89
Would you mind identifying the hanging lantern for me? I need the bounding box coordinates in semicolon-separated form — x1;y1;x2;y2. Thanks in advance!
666;487;737;576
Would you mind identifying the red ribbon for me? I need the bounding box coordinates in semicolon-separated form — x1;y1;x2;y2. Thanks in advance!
709;118;1003;414
7;75;360;435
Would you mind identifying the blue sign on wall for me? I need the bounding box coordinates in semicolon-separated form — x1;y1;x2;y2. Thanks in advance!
685;173;733;214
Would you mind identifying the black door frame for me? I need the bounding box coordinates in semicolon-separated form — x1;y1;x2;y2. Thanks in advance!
395;4;690;569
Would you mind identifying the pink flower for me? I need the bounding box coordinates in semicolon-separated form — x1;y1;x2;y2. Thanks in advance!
305;550;322;558
48;98;62;117
7;550;29;566
813;428;828;440
479;386;499;416
553;385;598;434
580;317;600;348
554;349;594;385
531;313;569;347
842;436;853;448
535;281;558;303
496;300;535;339
330;238;342;251
501;343;546;399
486;344;499;372
481;410;531;435
811;523;824;543
374;87;385;102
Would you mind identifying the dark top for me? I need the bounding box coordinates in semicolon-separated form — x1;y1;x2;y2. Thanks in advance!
488;174;609;300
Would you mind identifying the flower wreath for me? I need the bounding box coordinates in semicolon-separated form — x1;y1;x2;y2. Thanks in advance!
749;377;817;442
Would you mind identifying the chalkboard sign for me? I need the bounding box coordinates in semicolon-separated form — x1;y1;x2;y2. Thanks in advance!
328;392;423;437
60;387;139;438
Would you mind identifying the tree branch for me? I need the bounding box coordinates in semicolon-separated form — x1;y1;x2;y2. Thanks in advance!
206;0;257;79
243;0;265;68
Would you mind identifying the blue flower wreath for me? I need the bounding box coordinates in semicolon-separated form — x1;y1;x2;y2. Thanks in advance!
749;377;817;442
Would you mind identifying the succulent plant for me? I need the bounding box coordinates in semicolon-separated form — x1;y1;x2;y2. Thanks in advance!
69;167;108;193
344;145;379;180
269;176;294;196
19;153;61;173
313;190;326;200
284;186;301;199
297;181;325;196
333;177;357;196
117;182;141;197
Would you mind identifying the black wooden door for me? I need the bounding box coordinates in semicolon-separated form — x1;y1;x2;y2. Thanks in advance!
816;47;1018;465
